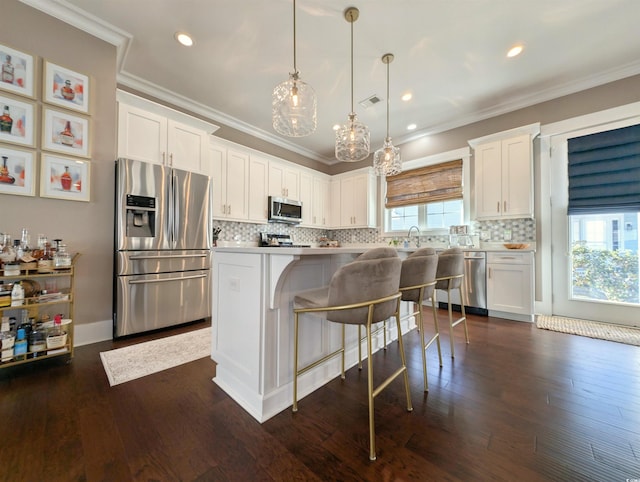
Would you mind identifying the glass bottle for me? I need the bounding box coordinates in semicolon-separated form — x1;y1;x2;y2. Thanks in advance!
28;323;47;358
60;122;74;147
1;54;14;84
11;281;24;306
37;242;54;273
0;105;12;133
54;243;71;269
60;166;73;190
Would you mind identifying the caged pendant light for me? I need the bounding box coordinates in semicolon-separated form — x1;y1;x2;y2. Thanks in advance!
335;7;370;162
272;0;317;137
373;53;402;176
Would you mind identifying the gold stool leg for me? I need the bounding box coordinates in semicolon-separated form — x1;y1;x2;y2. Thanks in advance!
431;293;443;367
418;306;428;392
341;324;346;379
358;325;363;370
293;312;300;412
459;285;470;344
447;288;455;358
395;313;413;412
366;323;376;461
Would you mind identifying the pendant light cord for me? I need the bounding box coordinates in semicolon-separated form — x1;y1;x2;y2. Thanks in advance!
385;59;390;137
349;10;354;114
292;0;297;74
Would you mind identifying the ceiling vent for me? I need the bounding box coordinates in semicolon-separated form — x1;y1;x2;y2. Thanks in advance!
359;95;382;108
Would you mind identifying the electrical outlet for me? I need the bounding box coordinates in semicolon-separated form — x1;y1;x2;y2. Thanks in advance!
503;229;512;241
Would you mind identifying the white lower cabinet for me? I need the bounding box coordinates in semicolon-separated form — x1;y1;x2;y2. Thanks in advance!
487;251;534;322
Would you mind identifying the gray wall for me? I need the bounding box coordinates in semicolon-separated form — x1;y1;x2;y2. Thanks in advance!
1;0;117;330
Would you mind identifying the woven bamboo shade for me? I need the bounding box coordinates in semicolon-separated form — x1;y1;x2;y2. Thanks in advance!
385;159;463;208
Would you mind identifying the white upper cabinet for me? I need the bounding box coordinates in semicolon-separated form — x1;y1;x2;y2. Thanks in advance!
209;141;249;221
117;91;217;174
470;124;539;220
299;170;330;228
268;161;300;201
248;155;269;223
332;168;377;228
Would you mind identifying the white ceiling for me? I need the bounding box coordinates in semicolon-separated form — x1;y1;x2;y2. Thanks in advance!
29;0;640;164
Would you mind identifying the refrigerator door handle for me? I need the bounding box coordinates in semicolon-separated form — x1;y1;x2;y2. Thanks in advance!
167;170;174;247
129;254;209;260
128;273;208;285
172;171;179;248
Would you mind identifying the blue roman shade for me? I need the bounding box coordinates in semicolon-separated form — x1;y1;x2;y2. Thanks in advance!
567;123;640;215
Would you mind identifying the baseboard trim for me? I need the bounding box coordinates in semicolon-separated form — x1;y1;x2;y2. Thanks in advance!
74;319;113;347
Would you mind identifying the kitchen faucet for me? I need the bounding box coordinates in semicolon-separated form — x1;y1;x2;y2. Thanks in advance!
408;225;421;248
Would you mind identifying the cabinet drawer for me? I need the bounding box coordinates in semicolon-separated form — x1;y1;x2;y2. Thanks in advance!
487;251;532;265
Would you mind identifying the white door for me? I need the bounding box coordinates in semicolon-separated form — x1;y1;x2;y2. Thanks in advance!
550;119;640;326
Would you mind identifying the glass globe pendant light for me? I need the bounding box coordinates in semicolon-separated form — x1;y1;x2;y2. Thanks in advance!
272;0;317;137
373;53;402;176
335;7;370;162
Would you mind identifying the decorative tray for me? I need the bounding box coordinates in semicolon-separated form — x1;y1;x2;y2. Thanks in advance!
503;243;530;250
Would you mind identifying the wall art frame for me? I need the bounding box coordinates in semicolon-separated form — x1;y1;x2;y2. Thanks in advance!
0;93;35;147
43;60;90;114
0;43;35;98
42;107;90;158
40;153;90;202
0;144;36;197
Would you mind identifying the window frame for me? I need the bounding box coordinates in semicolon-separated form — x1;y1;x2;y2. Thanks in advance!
379;146;471;236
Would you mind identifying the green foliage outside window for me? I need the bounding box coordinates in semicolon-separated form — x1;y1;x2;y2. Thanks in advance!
572;243;639;303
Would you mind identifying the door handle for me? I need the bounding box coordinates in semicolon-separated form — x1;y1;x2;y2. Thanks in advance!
129;254;208;260
129;273;208;284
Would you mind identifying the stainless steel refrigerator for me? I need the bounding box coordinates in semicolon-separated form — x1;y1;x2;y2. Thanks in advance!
114;158;212;338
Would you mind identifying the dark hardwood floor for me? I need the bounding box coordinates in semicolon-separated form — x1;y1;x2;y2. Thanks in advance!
1;311;640;481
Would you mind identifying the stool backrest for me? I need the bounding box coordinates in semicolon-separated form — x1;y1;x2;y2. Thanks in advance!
356;246;399;260
400;252;438;302
435;248;464;289
327;256;401;324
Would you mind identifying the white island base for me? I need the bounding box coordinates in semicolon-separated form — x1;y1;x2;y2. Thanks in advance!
211;247;416;423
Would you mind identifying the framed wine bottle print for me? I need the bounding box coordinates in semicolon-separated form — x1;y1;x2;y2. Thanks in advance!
0;94;35;147
42;107;90;158
0;145;36;197
0;44;35;98
43;61;90;114
40;153;90;202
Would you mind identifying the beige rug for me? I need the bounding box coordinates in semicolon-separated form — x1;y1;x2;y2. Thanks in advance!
100;327;211;386
536;315;640;346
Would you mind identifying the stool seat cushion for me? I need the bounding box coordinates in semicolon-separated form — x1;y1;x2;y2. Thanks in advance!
294;286;329;310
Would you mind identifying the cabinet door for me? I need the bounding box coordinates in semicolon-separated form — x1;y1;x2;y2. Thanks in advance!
209;144;227;218
299;171;313;226
248;155;268;222
340;176;355;226
329;179;341;228
283;167;300;201
225;149;250;220
474;140;502;218
268;162;286;198
117;103;167;164
487;263;532;315
501;134;532;218
313;176;329;227
351;174;369;227
167;120;208;173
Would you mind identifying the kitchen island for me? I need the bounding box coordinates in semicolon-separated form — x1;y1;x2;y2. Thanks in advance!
210;246;417;423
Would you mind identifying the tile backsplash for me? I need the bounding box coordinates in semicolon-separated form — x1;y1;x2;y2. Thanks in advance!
213;218;536;246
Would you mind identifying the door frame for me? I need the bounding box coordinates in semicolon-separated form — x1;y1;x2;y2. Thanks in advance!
536;101;640;323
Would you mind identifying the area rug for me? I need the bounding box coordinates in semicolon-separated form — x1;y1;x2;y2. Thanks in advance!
536;315;640;346
100;327;211;386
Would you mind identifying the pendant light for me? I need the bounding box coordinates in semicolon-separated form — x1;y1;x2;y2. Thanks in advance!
373;53;402;176
272;0;317;137
335;7;370;162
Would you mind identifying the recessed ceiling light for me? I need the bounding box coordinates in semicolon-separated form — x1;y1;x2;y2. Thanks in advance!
507;44;523;58
407;123;417;131
175;32;194;47
401;92;412;102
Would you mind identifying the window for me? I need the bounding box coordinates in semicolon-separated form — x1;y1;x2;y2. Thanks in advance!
383;158;464;233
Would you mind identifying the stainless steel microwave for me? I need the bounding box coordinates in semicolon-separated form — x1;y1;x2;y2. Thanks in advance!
268;196;302;224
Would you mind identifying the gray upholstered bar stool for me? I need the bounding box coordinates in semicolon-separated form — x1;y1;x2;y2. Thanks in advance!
292;247;412;461
434;247;469;358
354;247;398;368
399;247;442;391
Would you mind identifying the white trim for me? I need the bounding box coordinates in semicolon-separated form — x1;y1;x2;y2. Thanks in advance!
468;123;541;148
540;101;640;138
74;318;112;347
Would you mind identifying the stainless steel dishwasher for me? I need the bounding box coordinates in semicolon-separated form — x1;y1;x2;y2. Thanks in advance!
437;250;487;316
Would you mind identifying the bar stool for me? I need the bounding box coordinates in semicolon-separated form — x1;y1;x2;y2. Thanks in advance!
292;248;412;461
435;248;469;358
399;248;442;391
353;247;398;368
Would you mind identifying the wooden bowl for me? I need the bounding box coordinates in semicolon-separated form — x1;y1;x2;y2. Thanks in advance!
503;243;530;250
